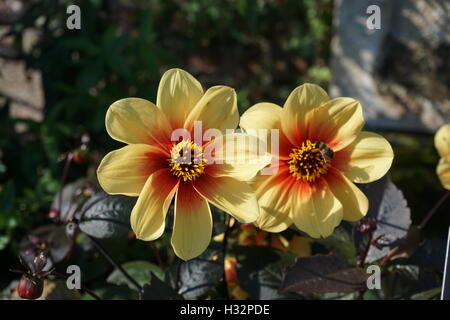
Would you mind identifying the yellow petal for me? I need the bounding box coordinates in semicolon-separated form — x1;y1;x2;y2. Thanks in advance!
171;183;212;261
157;68;204;129
291;179;343;238
437;158;450;190
281;83;329;146
184;86;239;132
240;102;282;131
106;98;172;145
326;168;369;222
435;124;450;159
253;167;294;232
97;144;168;196
342;131;394;183
205;133;272;181
130;170;179;241
240;102;284;154
307;97;364;151
193;176;258;223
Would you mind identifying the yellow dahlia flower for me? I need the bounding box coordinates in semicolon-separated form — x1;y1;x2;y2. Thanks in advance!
97;68;269;260
434;124;450;189
240;83;394;238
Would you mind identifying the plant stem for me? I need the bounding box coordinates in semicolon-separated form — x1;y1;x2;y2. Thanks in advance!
175;257;182;293
357;232;373;268
222;216;233;300
355;223;375;300
51;271;102;300
87;235;143;294
57;152;73;217
418;190;450;230
149;242;165;269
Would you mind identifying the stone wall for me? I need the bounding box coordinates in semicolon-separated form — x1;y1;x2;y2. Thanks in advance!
330;0;450;133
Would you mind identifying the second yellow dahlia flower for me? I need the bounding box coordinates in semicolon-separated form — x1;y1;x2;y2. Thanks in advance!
240;83;394;238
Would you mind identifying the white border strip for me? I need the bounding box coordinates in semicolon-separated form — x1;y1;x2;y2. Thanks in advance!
441;227;450;300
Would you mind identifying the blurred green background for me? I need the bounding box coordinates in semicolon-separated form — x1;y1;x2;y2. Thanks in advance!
0;0;448;295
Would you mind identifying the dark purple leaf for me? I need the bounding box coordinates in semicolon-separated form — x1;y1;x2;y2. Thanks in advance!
355;176;411;263
279;253;368;294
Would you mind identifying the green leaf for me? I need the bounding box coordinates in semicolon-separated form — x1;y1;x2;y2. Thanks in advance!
316;226;356;265
234;245;301;299
411;287;441;300
88;284;138;300
142;274;183;300
0;180;15;215
107;261;164;291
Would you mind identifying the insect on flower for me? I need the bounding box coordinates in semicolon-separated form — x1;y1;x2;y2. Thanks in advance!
240;83;394;238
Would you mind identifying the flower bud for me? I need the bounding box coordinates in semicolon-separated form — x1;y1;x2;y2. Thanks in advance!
49;209;59;219
17;275;43;300
357;217;377;233
72;148;89;164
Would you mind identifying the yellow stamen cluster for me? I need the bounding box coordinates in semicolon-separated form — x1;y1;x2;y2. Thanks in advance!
168;140;208;182
287;140;330;182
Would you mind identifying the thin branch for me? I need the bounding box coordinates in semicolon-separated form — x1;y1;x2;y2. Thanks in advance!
51;271;102;300
87;235;143;294
222;216;233;300
149;242;165;269
57;152;73;218
418;190;450;230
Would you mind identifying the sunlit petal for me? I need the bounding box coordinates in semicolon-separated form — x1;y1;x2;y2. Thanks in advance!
171;183;212;261
130;170;179;241
281;83;329;146
291;179;343;238
306;97;364;151
435;124;450;159
437;158;450;190
97;144;168;196
185;86;239;132
205;133;272;181
106;98;172;145
326;168;369;222
337;131;394;183
253;166;294;232
157;68;203;129
193;175;258;223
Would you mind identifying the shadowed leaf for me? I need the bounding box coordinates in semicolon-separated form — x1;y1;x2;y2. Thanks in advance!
79;192;136;239
165;245;223;299
279;253;368;294
355;176;411;263
234;245;301;299
142;274;183;300
107;260;163;291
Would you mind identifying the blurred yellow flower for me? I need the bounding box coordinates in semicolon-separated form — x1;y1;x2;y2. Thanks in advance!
434;124;450;189
97;68;269;260
224;257;249;300
288;235;312;257
240;83;394;238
